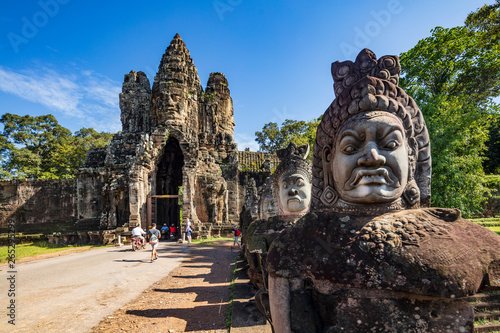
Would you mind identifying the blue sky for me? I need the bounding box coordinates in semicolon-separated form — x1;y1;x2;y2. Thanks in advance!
0;0;493;150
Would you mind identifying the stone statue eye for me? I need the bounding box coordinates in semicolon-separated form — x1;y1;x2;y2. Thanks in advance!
295;178;304;187
282;181;288;189
384;141;399;150
342;145;357;154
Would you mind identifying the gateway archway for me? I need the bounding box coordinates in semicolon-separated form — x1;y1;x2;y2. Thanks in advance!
153;136;184;229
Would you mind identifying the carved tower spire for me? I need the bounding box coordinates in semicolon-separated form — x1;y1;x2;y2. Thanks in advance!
151;33;203;138
119;70;152;133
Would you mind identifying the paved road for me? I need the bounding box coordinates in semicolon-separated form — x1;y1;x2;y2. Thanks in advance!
0;241;190;333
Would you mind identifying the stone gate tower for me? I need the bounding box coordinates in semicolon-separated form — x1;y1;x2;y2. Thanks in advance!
77;33;240;235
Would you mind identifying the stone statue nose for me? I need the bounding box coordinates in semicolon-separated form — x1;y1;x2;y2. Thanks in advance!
166;94;174;104
358;147;386;167
288;187;299;196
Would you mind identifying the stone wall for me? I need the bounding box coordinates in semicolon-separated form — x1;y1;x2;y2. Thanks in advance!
0;179;78;233
238;151;279;172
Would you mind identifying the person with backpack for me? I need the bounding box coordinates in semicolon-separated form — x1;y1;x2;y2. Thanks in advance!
233;225;241;250
186;223;193;244
148;223;161;262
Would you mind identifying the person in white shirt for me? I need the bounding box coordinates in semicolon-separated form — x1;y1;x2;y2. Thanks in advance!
131;223;146;246
185;218;192;244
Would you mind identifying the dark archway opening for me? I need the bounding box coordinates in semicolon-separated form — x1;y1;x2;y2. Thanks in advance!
155;136;184;230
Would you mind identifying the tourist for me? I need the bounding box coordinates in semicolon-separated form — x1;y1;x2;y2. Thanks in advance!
170;224;177;240
233;225;241;249
185;218;192;243
160;223;169;241
131;223;146;246
147;223;161;262
186;223;193;244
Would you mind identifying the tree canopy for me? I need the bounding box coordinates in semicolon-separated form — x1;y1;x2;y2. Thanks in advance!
255;118;320;159
0;113;113;179
400;3;500;216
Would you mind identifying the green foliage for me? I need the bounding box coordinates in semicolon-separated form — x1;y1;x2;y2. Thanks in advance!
485;118;500;173
255;118;320;160
400;18;500;217
0;113;113;179
0;241;108;263
466;0;500;45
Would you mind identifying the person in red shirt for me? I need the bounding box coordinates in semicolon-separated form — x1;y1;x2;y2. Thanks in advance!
170;225;177;240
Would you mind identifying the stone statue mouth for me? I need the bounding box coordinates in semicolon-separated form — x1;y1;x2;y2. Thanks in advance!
348;168;395;188
287;197;301;203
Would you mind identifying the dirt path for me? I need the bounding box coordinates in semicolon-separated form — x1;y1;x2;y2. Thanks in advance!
92;241;238;333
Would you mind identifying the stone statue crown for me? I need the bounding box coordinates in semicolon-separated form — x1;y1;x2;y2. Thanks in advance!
272;142;312;214
331;48;400;97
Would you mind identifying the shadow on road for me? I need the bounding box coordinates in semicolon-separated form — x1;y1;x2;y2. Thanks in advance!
120;244;235;332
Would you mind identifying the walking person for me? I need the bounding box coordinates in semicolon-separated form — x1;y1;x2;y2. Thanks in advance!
233;225;241;250
148;223;161;262
185;218;192;244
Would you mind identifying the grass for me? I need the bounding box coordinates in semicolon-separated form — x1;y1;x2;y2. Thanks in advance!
470;218;500;235
192;237;233;246
225;255;239;331
482;225;500;236
475;318;500;326
0;241;110;263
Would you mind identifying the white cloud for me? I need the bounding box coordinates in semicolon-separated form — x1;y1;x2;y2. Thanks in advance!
234;132;260;152
0;65;122;133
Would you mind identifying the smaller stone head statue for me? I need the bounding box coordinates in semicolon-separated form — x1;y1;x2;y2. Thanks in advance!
272;143;312;216
312;49;431;212
258;176;276;220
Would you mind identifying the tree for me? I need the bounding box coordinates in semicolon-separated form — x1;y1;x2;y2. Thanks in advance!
0;113;113;179
400;22;500;217
466;1;500;174
255;118;320;159
485;120;500;174
465;0;500;45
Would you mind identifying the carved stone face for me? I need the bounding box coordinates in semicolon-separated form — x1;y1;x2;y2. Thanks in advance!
331;112;408;204
278;172;311;214
261;191;276;220
165;91;182;115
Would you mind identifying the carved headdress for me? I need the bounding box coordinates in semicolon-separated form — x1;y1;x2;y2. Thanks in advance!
312;49;431;210
272;142;312;215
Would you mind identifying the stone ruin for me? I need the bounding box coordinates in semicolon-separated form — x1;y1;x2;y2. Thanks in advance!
76;33;240;237
265;49;500;333
0;33;279;239
243;142;312;324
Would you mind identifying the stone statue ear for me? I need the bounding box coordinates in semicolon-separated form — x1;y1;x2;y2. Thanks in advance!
403;137;420;208
323;145;332;163
320;145;339;207
408;137;418;160
407;137;418;178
